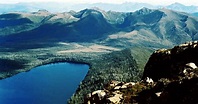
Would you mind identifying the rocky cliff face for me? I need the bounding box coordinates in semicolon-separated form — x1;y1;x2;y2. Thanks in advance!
143;41;198;81
85;41;198;104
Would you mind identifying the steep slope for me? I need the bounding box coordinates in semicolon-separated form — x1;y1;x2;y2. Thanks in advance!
103;8;198;49
67;9;115;41
143;41;198;81
0;9;116;47
0;10;51;37
0;8;198;52
154;9;198;44
85;41;198;104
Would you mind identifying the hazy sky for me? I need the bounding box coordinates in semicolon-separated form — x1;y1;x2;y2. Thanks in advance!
0;0;198;6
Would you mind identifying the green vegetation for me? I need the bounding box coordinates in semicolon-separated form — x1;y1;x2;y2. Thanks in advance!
0;44;143;103
68;49;141;103
1;7;197;103
130;46;154;71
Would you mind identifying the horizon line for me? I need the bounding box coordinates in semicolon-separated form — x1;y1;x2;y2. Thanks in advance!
0;1;197;6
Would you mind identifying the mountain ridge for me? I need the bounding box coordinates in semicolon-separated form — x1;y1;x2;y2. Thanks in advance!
0;8;198;48
1;2;198;14
0;7;198;104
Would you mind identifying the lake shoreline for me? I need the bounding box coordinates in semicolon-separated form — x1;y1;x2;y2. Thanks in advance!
0;48;141;103
0;53;92;80
0;62;89;104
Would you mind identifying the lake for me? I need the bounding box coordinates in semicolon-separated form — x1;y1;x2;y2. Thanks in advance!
0;63;89;104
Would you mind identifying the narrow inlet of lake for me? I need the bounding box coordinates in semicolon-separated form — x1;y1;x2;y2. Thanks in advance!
0;63;89;104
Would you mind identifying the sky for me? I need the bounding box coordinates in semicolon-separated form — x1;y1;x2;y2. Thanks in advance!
0;0;198;6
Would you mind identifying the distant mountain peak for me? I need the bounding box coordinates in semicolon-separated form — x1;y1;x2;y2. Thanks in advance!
135;7;154;15
1;2;198;14
73;8;103;19
166;2;198;13
0;8;198;45
38;9;49;13
90;7;102;11
171;2;185;6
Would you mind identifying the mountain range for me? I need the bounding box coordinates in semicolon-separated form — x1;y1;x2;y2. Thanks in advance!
0;7;198;78
1;4;198;104
0;8;198;50
0;2;198;14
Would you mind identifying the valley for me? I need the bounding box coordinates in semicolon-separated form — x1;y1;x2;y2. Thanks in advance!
0;7;198;103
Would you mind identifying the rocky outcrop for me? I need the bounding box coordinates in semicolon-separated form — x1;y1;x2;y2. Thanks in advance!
142;41;198;81
85;41;198;104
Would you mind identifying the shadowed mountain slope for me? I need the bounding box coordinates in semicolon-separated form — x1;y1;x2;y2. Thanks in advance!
0;8;198;49
84;41;198;104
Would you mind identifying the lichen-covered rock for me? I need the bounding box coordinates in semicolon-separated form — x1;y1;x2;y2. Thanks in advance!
185;63;197;69
107;93;123;104
85;90;107;104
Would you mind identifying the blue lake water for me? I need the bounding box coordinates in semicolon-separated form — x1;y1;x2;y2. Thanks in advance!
0;63;89;104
